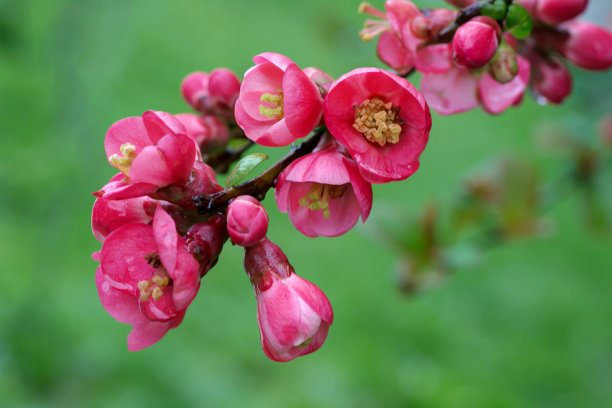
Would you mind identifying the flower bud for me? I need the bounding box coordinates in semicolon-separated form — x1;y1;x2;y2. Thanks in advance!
530;53;572;104
487;42;519;84
536;0;588;25
452;16;501;69
560;21;612;71
244;239;333;362
443;0;476;9
186;214;227;275
227;195;269;247
180;69;241;118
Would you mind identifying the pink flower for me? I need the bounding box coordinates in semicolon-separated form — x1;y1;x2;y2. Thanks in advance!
275;148;372;237
92;196;156;242
244;239;333;362
452;17;500;69
559;21;612;71
181;69;241;118
234;52;323;147
98;111;197;200
421;53;531;115
97;206;200;350
323;67;431;183
535;0;588;25
226;195;269;247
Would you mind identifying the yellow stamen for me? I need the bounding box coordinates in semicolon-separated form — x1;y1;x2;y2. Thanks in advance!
299;183;349;219
353;97;403;146
109;143;136;176
259;91;284;119
137;257;172;303
297;337;313;348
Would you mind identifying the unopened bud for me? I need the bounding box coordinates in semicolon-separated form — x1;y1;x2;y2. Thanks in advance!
536;0;588;25
559;21;612;71
530;53;572;104
244;238;333;362
452;17;500;69
487;42;518;84
227;195;269;247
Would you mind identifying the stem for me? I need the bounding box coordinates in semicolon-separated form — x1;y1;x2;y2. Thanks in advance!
193;129;325;214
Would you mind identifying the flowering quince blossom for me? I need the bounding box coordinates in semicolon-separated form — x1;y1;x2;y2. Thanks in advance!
359;0;456;75
226;195;269;247
96;110;197;200
96;206;201;351
275;146;373;237
234;52;324;147
244;239;333;362
323;67;431;183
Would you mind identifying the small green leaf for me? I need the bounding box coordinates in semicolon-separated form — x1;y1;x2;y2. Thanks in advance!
225;153;269;187
227;137;251;151
481;0;507;21
506;4;533;39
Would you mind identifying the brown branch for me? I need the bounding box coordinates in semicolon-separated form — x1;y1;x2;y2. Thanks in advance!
194;129;325;214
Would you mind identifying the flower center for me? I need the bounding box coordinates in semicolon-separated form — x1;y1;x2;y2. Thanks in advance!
138;252;172;302
299;183;348;219
259;91;284;119
108;143;136;176
353;97;403;147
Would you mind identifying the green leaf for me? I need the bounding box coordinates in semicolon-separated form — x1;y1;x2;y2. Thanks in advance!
481;0;507;21
225;153;269;187
506;4;533;39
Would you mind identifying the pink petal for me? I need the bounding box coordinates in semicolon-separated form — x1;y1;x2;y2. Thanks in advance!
420;67;479;115
142;110;188;144
100;223;156;292
209;68;241;105
285;274;334;325
415;44;452;73
377;31;415;75
170;244;201;311
93;173;158;200
127;315;181;351
104;116;152;160
96;267;144;324
479;55;530;114
253;52;295;71
283;64;323;139
153;206;178;274
156;133;197;182
128;145;174;187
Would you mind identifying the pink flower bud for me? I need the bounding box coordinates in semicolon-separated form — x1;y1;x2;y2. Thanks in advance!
536;0;588;25
180;69;241;118
443;0;476;8
559;21;612;71
452;16;501;69
227;195;269;247
175;113;229;151
185;214;227;275
530;53;572;104
244;239;333;362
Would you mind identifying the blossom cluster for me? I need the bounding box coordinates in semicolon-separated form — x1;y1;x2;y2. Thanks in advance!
91;0;611;362
361;0;612;114
92;50;431;360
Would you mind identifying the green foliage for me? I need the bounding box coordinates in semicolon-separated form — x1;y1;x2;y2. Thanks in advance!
225;153;269;187
481;0;507;21
505;4;533;39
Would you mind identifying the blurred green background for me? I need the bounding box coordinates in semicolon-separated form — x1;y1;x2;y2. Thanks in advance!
1;0;611;407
